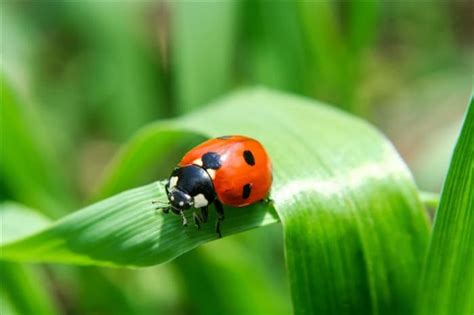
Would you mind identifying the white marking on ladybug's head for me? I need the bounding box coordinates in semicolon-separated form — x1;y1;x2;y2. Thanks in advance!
179;201;184;207
193;194;209;208
193;158;203;166
170;195;175;201
169;176;178;189
207;169;216;179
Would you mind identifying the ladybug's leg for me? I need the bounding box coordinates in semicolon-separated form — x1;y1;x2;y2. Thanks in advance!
193;212;202;230
200;206;209;223
214;200;225;220
180;210;188;227
152;201;170;214
214;200;225;238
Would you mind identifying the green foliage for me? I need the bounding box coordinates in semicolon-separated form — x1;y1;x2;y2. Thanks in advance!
172;1;238;113
417;95;474;315
1;2;472;314
63;2;166;139
1;89;430;314
0;74;72;216
0;262;58;315
175;236;292;315
241;1;308;94
95;129;204;200
0;202;51;244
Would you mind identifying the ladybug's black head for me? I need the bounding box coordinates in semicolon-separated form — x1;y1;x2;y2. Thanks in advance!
166;165;216;211
168;188;193;210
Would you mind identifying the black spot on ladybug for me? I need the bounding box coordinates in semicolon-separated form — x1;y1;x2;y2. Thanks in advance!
242;184;252;199
202;152;222;170
243;150;255;166
217;135;233;140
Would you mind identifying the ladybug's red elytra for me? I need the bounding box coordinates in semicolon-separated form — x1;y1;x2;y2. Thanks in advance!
159;135;272;237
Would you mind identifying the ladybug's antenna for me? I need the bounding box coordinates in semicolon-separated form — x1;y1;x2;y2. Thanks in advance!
152;200;170;210
152;200;168;205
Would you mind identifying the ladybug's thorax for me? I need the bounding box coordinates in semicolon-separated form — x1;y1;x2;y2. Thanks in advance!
167;165;216;211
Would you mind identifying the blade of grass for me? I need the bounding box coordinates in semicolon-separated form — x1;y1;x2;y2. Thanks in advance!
0;289;17;315
347;0;379;54
0;89;429;314
64;2;166;139
0;204;59;315
0;262;59;315
171;1;238;113
175;239;292;315
0;73;72;216
417;95;474;315
297;1;355;108
240;1;309;94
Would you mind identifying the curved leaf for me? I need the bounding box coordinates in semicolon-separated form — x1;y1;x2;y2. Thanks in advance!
0;89;429;314
1;182;277;266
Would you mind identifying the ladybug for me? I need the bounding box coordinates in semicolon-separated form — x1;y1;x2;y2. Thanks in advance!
158;135;272;237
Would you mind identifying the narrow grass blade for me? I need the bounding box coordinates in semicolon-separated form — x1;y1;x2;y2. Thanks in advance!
417;95;474;315
0;74;72;216
347;0;379;53
0;262;59;315
297;1;356;108
63;2;166;138
175;239;292;315
171;1;238;113
241;1;309;94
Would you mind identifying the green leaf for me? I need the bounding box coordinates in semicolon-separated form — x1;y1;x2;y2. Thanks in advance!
0;182;278;266
0;89;429;314
417;95;474;315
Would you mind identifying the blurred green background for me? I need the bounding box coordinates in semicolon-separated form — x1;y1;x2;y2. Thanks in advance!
1;1;472;314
